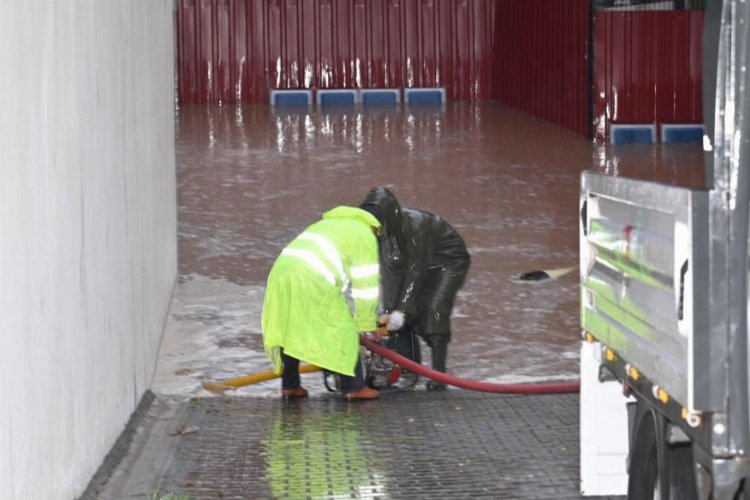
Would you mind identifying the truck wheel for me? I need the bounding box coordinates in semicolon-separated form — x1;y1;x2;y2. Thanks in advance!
628;410;659;499
628;405;697;500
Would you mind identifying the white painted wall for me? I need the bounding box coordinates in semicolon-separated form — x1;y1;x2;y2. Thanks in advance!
0;1;177;499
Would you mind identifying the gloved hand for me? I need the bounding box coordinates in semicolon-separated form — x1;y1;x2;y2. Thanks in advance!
387;310;405;331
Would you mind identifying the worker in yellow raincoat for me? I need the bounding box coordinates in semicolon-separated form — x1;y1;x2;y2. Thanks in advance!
262;205;384;400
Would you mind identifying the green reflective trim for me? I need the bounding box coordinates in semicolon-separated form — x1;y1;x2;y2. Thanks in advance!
588;220;672;291
583;276;652;334
582;290;654;342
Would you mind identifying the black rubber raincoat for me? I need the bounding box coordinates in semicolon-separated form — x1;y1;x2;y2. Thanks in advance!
362;187;470;339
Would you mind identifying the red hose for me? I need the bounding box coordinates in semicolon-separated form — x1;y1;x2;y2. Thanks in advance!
360;337;580;394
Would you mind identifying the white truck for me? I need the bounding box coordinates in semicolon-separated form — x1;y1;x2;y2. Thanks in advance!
580;1;750;498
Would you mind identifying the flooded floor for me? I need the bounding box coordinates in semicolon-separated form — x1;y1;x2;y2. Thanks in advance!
153;101;704;398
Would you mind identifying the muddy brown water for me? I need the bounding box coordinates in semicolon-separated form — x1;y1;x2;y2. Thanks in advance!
175;101;704;384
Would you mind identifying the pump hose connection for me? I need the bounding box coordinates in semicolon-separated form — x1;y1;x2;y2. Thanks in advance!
359;336;580;395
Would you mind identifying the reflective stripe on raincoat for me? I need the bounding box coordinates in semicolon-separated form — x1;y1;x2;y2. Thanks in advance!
262;206;381;376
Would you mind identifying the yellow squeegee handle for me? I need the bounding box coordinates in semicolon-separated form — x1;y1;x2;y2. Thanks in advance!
202;364;321;393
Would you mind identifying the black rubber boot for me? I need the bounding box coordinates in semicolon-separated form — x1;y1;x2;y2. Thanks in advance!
425;335;448;391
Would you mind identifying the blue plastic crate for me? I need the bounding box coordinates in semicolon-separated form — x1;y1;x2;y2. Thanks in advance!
661;124;704;144
361;89;400;105
404;87;446;104
317;89;358;106
609;124;656;145
269;90;312;106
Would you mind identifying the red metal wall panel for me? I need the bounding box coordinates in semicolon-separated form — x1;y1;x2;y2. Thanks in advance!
176;0;496;103
592;11;703;141
491;0;591;137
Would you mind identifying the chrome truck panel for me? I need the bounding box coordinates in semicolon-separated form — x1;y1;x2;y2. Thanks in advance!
580;172;711;410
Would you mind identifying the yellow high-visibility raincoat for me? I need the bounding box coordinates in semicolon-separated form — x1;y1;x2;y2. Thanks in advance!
262;206;381;376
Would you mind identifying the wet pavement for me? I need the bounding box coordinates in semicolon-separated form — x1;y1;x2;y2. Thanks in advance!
91;391;607;500
85;101;703;499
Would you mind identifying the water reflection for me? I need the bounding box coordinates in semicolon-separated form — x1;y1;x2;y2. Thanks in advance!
590;142;705;188
262;403;387;499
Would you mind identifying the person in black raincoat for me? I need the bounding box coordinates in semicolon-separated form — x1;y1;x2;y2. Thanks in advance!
361;187;471;391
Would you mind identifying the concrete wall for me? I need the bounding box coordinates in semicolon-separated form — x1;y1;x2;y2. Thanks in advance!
0;1;177;498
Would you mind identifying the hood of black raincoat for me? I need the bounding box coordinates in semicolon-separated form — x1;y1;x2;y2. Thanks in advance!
361;187;401;230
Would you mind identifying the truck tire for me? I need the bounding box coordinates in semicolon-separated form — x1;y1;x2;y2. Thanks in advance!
628;402;697;500
628;409;659;500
